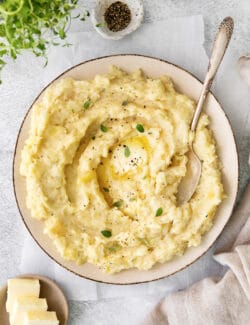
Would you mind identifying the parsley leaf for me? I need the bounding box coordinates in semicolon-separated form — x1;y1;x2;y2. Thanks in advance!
101;230;112;238
113;200;123;208
155;207;163;217
96;22;106;28
83;99;91;109
108;243;121;252
124;146;130;157
136;124;145;133
100;124;108;132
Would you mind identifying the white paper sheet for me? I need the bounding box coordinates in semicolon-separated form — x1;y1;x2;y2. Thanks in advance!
18;15;250;300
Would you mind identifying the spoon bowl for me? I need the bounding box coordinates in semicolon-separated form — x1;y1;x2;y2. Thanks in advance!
177;149;202;206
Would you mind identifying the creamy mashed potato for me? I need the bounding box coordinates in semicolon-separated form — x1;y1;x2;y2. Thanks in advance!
20;66;224;273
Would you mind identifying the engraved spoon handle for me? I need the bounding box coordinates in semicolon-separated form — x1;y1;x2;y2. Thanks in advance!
191;17;234;132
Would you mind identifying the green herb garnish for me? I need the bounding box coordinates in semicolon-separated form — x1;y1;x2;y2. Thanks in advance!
96;22;106;28
0;1;82;83
62;42;73;47
108;243;121;252
124;146;130;157
138;237;150;246
100;124;108;132
113;200;123;208
129;197;136;202
103;187;109;192
155;207;163;217
83;99;91;109
136;124;144;133
101;230;112;238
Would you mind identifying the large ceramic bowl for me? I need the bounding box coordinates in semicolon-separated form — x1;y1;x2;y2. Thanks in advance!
13;55;239;284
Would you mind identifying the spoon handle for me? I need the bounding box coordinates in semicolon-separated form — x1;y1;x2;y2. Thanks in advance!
191;16;234;132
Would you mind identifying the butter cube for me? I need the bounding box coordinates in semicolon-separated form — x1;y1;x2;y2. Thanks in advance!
6;279;40;313
23;311;59;325
11;297;48;325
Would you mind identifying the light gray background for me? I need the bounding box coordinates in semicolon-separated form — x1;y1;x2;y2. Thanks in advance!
0;1;249;324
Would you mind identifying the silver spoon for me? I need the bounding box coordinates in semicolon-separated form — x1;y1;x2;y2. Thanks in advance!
177;16;234;205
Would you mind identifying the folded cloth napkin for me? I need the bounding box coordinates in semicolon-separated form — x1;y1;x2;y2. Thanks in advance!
143;181;250;325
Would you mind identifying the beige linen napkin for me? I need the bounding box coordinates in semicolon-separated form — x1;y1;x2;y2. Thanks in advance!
144;182;250;325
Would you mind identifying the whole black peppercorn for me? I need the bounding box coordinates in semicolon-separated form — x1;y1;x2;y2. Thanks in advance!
104;1;131;32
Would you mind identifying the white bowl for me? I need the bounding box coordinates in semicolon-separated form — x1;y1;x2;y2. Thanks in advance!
13;54;239;285
91;0;144;40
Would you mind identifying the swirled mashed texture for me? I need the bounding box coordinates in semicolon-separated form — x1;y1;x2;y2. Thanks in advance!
20;67;224;273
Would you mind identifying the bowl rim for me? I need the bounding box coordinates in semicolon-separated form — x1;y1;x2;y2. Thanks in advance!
12;53;240;285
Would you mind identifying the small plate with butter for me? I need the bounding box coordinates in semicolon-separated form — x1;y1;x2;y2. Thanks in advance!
0;274;68;325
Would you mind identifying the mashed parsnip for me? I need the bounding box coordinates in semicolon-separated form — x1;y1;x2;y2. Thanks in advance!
20;66;224;273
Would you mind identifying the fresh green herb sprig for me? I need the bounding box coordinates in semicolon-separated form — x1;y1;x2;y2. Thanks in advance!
0;0;87;83
155;207;163;217
113;200;123;208
96;22;107;28
108;243;121;252
100;124;108;132
101;230;112;238
136;124;144;133
83;99;91;109
124;145;130;157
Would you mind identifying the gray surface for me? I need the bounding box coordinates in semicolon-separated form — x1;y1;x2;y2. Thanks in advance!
0;0;249;324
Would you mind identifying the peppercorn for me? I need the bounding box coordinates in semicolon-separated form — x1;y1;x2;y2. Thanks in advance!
104;1;131;32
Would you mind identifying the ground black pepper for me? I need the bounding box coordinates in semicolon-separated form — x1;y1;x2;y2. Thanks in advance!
104;1;131;32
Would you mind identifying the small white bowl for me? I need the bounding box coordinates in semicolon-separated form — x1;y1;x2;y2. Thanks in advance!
91;0;144;40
